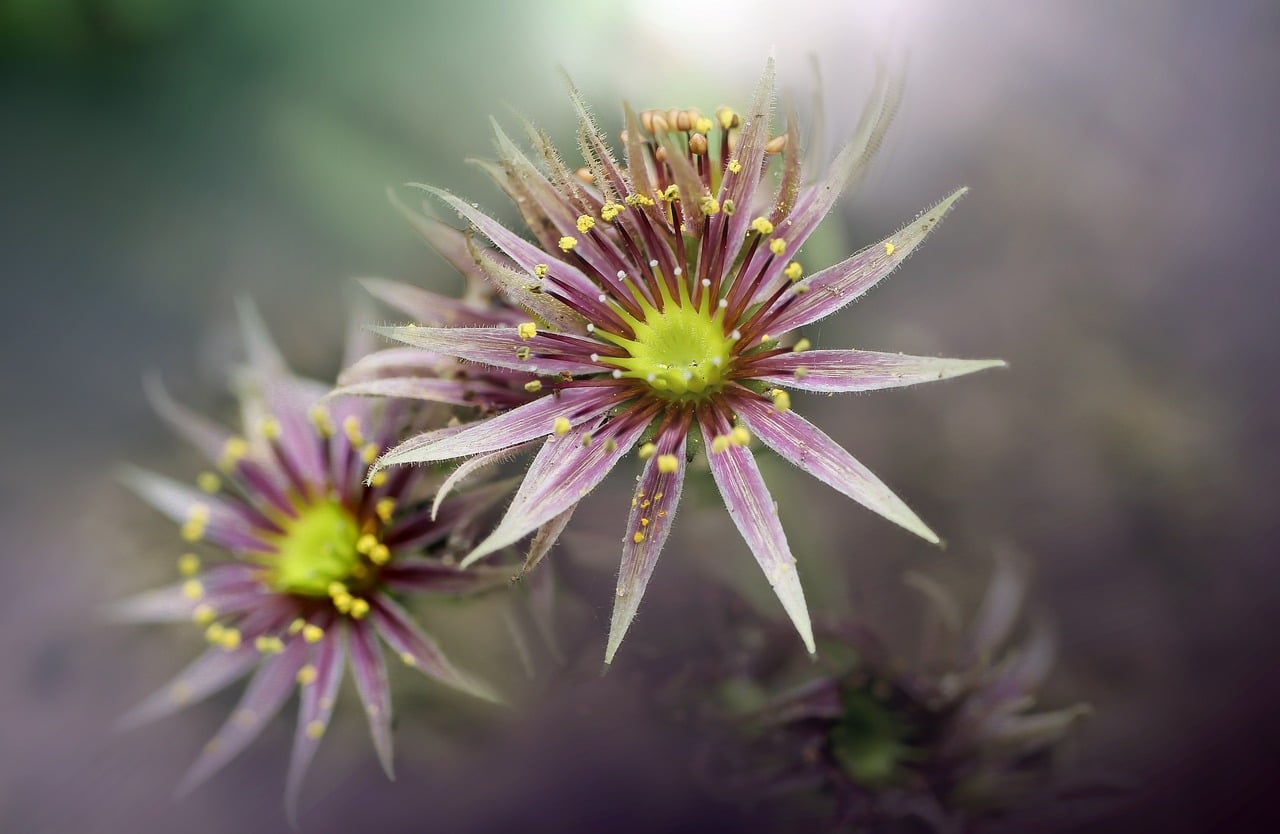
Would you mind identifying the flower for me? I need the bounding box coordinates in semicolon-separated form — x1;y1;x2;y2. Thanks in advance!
743;556;1090;830
368;60;1005;662
114;303;509;820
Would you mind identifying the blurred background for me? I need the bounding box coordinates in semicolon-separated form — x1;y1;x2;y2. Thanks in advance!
3;0;1278;831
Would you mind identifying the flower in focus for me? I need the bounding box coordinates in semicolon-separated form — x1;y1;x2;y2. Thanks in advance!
367;60;1005;662
747;556;1090;831
114;304;509;819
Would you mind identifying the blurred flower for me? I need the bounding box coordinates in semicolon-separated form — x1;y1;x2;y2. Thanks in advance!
113;303;509;820
745;556;1090;831
365;59;1004;663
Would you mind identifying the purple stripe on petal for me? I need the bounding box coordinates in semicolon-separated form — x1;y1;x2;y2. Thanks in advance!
732;393;939;544
431;444;531;521
374;386;623;470
606;420;689;664
697;408;815;654
371;594;500;703
762;188;968;336
371;325;602;377
176;636;309;795
716;58;777;260
524;505;575;573
380;558;512;595
117;646;259;730
119;467;275;552
346;619;395;778
748;350;1006;393
331;376;532;410
285;628;344;825
384;478;515;550
337;347;453;386
461;410;651;567
358;276;518;327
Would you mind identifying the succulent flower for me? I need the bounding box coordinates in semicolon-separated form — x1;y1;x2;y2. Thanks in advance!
746;556;1090;831
366;60;1005;662
114;304;509;820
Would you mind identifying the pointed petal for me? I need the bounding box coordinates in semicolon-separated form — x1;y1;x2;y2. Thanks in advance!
337;347;452;386
330;376;529;410
462;412;651;567
380;558;512;595
346;620;395;778
374;386;622;470
384;477;516;551
430;443;530;520
370;325;601;376
235;297;290;378
143;376;235;466
698;409;814;654
524;505;575;573
966;552;1028;662
750;349;1006;393
464;236;590;334
732;394;939;544
371;595;501;703
718;58;777;250
765;188;969;335
118;646;259;730
358;276;517;327
119;467;272;551
176;637;309;795
386;188;514;292
285;628;344;825
107;565;262;623
606;426;688;664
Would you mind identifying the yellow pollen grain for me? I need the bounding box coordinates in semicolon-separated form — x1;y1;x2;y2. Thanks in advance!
638;442;657;461
699;195;720;215
178;553;201;576
515;346;532;361
624;193;655;208
297;665;317;686
793;366;809;379
218;628;241;650
288;618;306;635
181;579;204;600
348;598;370;620
728;158;743;174
792;338;811;353
303;624;324;643
656;454;679;474
180;521;204;543
769;238;787;256
633;532;646;544
196;472;221;494
356;533;377;555
581;433;593;448
604;438;618;453
760;334;773;345
343;416;363;447
360;443;378;465
375;498;396;523
764;134;788;154
534;263;549;278
722;198;736;216
191;604;215;625
695;116;714;133
205;623;224;642
517;321;538;341
553;417;572;436
601;202;624;222
770;389;792;412
400;652;417;667
717;108;738;130
639;517;650;527
258;417;282;440
524;380;543;393
784;262;804;281
333;593;353;613
255;635;284;654
306;720;325;740
711;435;731;454
576;215;596;233
751;217;774;235
884;241;896;256
730;426;752;447
369;543;391;565
558;235;578;252
370;471;388;488
219;436;247;472
309;405;334;438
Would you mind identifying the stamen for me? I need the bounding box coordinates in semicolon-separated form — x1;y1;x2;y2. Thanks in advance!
558;236;578;252
517;322;538;340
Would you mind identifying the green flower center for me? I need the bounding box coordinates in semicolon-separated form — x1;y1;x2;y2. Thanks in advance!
268;501;362;597
830;688;917;786
600;278;734;401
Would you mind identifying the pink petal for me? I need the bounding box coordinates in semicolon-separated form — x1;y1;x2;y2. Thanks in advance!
119;467;274;551
358;276;517;327
285;626;344;825
380;558;512;595
372;324;603;376
371;594;500;702
346;619;395;778
117;646;259;730
748;349;1006;393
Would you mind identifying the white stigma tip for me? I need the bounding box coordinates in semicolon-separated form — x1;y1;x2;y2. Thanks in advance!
598;293;607;302
730;329;741;340
649;259;658;268
701;279;711;288
587;323;595;332
647;373;656;382
613;369;623;378
718;298;728;309
673;267;683;276
616;271;626;279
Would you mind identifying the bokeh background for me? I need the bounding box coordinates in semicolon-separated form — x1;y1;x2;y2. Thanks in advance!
3;0;1278;831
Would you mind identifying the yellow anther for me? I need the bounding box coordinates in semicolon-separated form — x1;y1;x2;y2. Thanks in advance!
633;532;646;544
770;389;792;412
581;433;593;448
303;624;324;643
288;618;306;635
730;426;752;447
662;184;681;203
354;532;375;554
191;604;215;625
219;436;248;472
348;598;370;620
657;454;679;474
716;107;739;130
306;720;325;740
341;417;363;447
695;116;714;133
576;215;596;233
181;579;204;601
524;380;543;393
792;338;811;353
793;366;809;379
255;635;284;654
196;472;221;494
575;166;596;184
359;443;378;465
558;235;578;252
297;665;317;686
728;158;743;174
332;593;353;613
205;623;225;642
369;471;388;488
517;322;538;341
369;544;391;565
710;435;731;454
769;238;787;256
689;133;709;155
751;217;774;235
760;334;773;345
180;521;204;542
375;498;396;523
400;652;417;667
604;438;618;453
721;199;736;216
218;628;242;650
884;241;896;256
553;417;572;436
178;553;201;576
258;418;282;440
638;442;657;461
600;202;624;221
327;581;347;597
309;405;334;438
624;193;655;208
534;263;549;278
784;262;804;281
764;134;789;154
699;195;721;215
639;517;650;527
